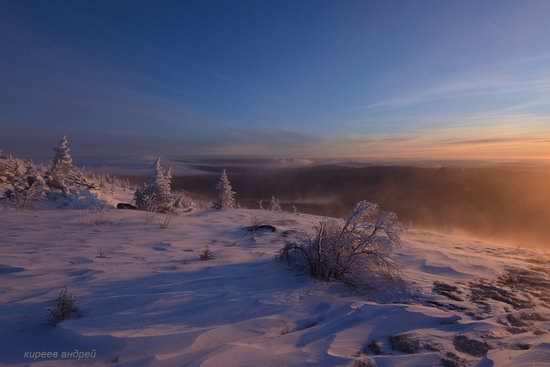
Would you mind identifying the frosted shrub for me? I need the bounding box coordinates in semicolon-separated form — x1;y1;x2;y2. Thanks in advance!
159;212;175;229
269;195;282;211
278;201;405;286
49;287;79;324
80;207;110;226
96;248;107;258
250;212;273;227
143;194;160;224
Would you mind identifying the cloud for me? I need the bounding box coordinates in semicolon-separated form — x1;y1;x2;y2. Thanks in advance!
352;54;550;112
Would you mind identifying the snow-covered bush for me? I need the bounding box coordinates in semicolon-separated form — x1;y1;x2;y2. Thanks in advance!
213;169;237;209
48;287;79;324
269;195;282;211
79;207;110;226
172;193;193;212
277;201;406;286
134;158;175;212
0;154;17;185
250;212;273;227
3;161;49;209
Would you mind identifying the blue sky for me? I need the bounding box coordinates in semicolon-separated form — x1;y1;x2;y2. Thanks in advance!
1;0;549;159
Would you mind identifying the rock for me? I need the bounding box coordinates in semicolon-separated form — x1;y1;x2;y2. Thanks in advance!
432;281;464;301
117;203;137;209
453;335;490;357
389;333;421;354
510;342;531;350
440;352;470;367
352;358;376;367
282;229;298;237
506;313;530;327
245;224;276;232
367;340;383;355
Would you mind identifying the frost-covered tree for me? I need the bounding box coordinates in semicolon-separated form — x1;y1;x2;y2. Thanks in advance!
213;169;236;209
46;135;95;195
134;157;174;212
4;161;48;208
269;195;282;211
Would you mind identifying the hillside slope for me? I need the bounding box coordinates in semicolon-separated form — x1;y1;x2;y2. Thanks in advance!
0;208;548;366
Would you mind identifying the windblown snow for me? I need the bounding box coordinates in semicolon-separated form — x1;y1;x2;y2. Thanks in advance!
0;206;548;367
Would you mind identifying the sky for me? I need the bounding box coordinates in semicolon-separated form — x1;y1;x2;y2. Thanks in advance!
1;0;549;159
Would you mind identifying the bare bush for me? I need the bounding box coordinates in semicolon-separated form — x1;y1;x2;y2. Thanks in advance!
250;212;273;227
96;248;107;258
48;287;79;324
159;212;176;229
144;197;159;224
277;201;405;286
199;244;214;261
80;207;110;226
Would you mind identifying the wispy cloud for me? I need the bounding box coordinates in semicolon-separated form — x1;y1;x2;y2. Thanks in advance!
353;55;550;112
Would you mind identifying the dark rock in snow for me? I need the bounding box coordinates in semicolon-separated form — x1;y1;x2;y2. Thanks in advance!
117;203;137;210
389;333;421;354
245;224;276;232
367;340;383;355
453;335;490;357
440;352;470;367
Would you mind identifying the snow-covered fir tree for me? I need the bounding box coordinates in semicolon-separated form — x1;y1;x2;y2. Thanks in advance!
46;135;95;195
134;157;174;212
269;195;282;211
213;169;236;209
52;135;73;168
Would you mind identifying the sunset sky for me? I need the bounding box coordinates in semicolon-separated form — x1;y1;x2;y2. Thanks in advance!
1;0;549;159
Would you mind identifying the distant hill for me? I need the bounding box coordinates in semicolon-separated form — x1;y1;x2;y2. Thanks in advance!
170;164;550;249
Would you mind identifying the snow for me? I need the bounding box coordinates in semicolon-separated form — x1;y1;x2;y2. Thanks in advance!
0;208;548;366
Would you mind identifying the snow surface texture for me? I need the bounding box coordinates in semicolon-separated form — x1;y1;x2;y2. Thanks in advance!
0;208;548;366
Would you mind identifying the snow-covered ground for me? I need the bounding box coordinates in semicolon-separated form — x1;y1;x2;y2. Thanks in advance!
0;208;548;366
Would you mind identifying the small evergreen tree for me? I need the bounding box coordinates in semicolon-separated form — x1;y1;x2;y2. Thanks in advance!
48;287;79;324
213;169;236;209
199;244;214;260
46;135;95;195
134;157;173;212
52;135;73;168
